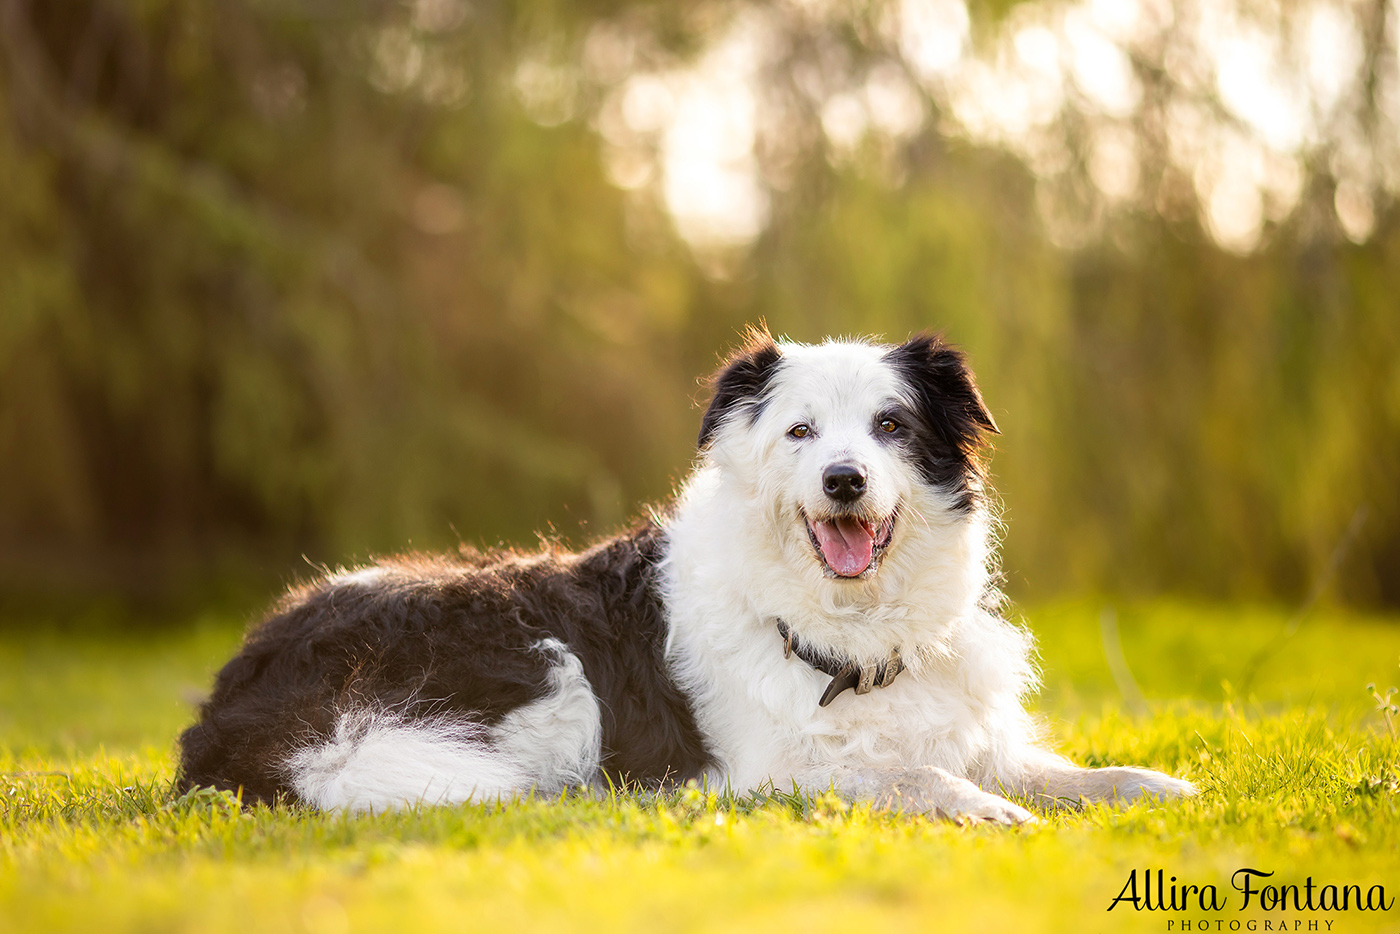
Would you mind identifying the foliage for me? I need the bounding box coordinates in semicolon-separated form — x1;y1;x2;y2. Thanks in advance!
0;0;1397;605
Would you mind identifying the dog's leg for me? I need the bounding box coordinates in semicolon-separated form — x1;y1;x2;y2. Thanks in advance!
987;747;1196;809
838;766;1037;825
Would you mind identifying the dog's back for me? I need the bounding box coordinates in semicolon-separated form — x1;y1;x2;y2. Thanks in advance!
177;526;711;809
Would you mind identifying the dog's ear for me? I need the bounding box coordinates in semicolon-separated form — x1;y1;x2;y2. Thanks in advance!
884;333;998;460
699;326;783;449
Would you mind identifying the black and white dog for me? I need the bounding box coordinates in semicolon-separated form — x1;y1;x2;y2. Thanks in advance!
179;331;1194;822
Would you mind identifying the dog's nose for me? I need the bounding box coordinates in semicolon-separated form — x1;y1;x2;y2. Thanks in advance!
822;463;867;502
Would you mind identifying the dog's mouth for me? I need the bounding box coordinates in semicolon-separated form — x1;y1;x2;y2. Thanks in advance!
803;510;896;579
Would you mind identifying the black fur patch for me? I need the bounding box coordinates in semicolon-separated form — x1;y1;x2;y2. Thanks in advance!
177;523;713;805
883;334;999;511
698;327;783;449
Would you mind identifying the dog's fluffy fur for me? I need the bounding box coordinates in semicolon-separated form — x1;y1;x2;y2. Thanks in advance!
178;331;1194;821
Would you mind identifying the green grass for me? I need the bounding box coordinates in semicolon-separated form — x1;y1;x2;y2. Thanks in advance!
2;600;1398;933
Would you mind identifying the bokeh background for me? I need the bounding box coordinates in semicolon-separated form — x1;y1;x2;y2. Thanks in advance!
2;0;1398;613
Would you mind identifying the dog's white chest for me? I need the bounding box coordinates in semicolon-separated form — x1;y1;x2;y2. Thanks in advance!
673;624;997;793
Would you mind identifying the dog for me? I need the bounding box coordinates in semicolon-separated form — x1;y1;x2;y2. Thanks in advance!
178;330;1195;821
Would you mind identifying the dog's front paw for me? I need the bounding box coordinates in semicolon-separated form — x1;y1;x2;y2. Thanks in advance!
940;790;1037;826
872;767;1036;825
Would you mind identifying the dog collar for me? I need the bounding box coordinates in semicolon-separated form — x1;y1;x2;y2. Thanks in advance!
775;619;904;707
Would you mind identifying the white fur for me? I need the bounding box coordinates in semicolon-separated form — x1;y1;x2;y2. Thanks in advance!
661;338;1194;822
287;639;601;812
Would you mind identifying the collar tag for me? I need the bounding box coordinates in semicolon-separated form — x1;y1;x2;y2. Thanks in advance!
775;619;905;707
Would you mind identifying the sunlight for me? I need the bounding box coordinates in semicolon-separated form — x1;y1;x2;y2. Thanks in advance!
658;22;772;248
1211;23;1308;152
1064;7;1140;118
922;0;1376;250
1304;3;1364;115
593;13;774;252
1088;124;1140;202
1202;132;1267;252
585;0;1387;254
895;0;970;81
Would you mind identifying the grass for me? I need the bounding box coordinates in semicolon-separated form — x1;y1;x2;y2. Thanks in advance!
2;599;1398;933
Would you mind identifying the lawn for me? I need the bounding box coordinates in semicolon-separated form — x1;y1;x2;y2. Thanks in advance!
2;599;1398;933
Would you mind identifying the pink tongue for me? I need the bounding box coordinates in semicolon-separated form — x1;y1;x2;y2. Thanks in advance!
812;517;876;577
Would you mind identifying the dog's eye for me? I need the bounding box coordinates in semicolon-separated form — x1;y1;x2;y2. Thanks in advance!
788;424;812;439
878;418;901;434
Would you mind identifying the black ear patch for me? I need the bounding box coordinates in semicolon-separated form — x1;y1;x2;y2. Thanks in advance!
884;333;998;510
698;328;783;449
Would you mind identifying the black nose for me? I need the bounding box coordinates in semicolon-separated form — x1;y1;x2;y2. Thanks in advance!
822;463;867;503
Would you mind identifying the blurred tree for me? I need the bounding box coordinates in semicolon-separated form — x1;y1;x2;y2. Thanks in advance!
0;0;706;592
0;0;1396;607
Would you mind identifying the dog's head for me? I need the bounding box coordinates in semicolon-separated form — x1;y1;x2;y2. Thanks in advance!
698;328;998;583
